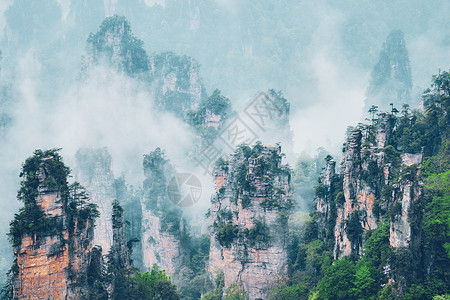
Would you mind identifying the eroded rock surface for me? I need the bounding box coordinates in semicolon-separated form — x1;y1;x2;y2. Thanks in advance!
315;115;423;259
208;145;292;299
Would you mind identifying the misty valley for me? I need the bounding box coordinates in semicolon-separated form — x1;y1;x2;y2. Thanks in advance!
0;1;449;300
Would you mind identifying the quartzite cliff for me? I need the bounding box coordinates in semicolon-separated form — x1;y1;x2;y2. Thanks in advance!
208;144;293;299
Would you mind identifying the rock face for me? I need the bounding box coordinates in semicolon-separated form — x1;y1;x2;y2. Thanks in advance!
83;15;206;121
83;15;149;76
75;147;116;254
208;144;292;299
114;176;143;269
141;148;185;281
315;114;423;259
11;156;96;299
111;200;132;270
365;30;412;111
8;151;139;299
150;52;205;118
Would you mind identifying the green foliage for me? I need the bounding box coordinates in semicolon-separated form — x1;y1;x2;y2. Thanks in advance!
401;164;419;182
216;223;239;248
268;281;308;300
125;268;180;300
244;219;271;247
360;160;381;187
403;284;428;300
87;246;109;299
240;195;251;208
383;145;401;169
160;209;182;235
335;192;345;206
202;271;225;300
289;238;332;294
292;70;450;300
387;202;402;221
362;222;392;273
223;283;247;300
318;258;357;300
204;90;232;118
216;157;230;173
143;148;183;236
187;89;233;140
317;258;379;300
381;185;394;200
421;145;450;297
314;184;327;199
66;182;99;231
8;203;60;246
143;148;168;198
18;149;70;204
8;149;98;247
112;200;124;228
423;167;450;255
88;15;149;75
345;211;363;255
433;295;450;300
352;261;378;299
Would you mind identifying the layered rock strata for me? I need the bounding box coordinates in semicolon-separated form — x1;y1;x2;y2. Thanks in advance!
12;159;95;299
315;115;423;259
208;144;292;299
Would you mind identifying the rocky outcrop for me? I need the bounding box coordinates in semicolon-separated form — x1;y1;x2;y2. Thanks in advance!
390;153;423;248
111;200;132;270
10;153;97;299
83;15;149;76
83;15;207;121
114;177;143;269
316;115;423;259
13;192;92;299
365;30;412;111
208;144;292;299
141;148;185;281
150;52;205;118
75;147;116;254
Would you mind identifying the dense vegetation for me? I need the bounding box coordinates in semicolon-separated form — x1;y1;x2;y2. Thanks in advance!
201;271;248;300
110;266;179;300
8;149;99;247
2;149;100;299
187;89;233;142
87;15;149;76
143;148;212;299
267;71;450;299
212;142;292;249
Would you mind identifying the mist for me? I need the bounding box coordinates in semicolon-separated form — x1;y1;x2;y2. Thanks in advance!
0;0;449;284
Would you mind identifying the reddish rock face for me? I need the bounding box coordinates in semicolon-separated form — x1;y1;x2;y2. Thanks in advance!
14;190;94;300
12;158;95;300
208;145;292;299
15;230;70;299
141;208;183;280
